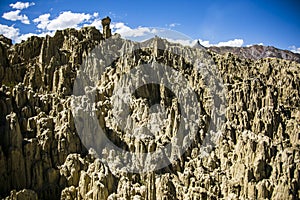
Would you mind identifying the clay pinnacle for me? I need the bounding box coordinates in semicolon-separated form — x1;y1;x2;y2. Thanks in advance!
102;16;112;39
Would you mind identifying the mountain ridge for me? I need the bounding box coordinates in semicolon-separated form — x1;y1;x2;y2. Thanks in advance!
208;44;300;63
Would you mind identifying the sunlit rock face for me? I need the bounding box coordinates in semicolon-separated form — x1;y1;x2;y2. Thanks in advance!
0;25;300;200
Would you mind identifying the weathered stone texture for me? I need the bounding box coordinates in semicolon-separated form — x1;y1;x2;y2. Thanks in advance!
0;26;299;200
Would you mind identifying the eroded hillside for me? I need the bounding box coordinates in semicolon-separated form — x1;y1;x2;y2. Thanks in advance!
0;27;299;200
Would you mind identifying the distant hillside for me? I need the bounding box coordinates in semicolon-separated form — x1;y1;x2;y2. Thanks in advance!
208;44;300;63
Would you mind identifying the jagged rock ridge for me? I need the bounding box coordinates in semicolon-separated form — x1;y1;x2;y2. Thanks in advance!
0;26;299;200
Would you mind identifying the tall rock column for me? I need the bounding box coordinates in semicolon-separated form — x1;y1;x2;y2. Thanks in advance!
102;17;112;39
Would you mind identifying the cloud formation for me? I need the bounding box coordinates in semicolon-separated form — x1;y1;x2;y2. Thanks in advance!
1;7;246;48
34;11;94;31
214;39;244;47
33;13;50;29
289;45;300;54
0;23;53;43
9;2;35;10
112;22;153;37
15;31;54;43
164;38;198;46
86;18;102;30
2;1;35;24
0;24;20;41
168;23;180;28
246;43;264;47
198;39;244;47
2;10;30;24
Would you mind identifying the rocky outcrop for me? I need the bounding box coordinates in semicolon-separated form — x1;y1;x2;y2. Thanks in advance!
101;17;112;39
0;25;299;200
4;189;38;200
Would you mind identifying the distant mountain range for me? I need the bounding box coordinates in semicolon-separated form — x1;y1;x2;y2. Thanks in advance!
207;44;300;63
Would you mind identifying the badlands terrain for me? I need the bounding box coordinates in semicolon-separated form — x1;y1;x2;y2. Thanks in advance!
0;25;300;199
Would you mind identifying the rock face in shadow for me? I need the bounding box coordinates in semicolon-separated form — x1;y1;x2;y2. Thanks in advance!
0;26;300;200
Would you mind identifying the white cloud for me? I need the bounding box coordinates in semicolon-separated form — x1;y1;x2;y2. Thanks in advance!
214;39;244;47
34;11;92;31
33;13;50;29
246;43;264;47
85;12;101;28
0;24;20;41
15;32;36;42
87;18;102;30
164;38;198;47
289;45;300;54
9;2;35;10
198;40;212;47
111;22;152;37
0;23;53;44
15;31;54;43
168;23;180;28
2;10;95;43
93;12;99;18
199;39;244;47
2;10;30;24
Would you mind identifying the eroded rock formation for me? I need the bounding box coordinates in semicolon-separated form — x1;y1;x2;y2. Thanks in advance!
101;17;112;39
0;26;299;200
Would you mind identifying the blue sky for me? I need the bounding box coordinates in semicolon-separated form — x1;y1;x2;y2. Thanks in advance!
0;0;299;52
